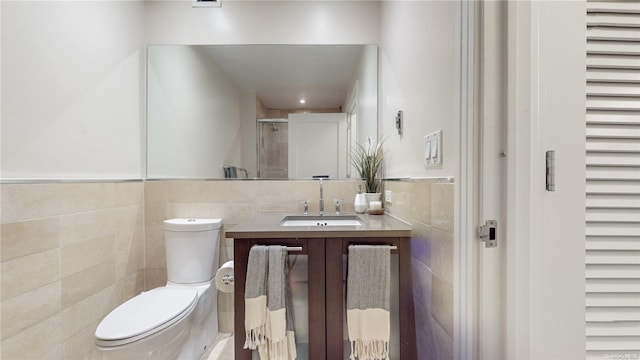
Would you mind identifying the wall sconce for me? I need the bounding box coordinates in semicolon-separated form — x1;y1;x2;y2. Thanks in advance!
192;0;222;8
395;110;403;135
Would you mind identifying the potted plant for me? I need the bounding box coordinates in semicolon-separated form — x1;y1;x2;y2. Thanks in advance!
351;138;385;206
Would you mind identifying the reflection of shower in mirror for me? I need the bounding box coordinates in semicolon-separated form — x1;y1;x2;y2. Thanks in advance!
257;119;289;179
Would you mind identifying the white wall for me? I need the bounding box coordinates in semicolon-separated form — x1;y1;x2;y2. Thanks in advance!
240;92;258;177
1;1;145;179
349;45;379;146
1;1;380;180
144;1;380;46
147;45;242;178
379;1;458;178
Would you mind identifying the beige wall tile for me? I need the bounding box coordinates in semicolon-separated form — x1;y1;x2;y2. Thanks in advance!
431;183;454;233
1;184;63;223
1;218;61;261
59;210;116;247
144;181;167;204
0;181;144;360
39;344;64;360
145;245;166;269
1;248;61;301
145;268;168;290
62;260;115;307
144;201;168;226
383;179;454;360
0;314;63;360
431;275;454;338
166;202;212;219
116;236;144;280
411;256;432;313
62;235;114;277
105;272;144;313
208;203;256;224
411;221;431;268
432;315;453;360
382;181;410;220
144;224;165;248
408;181;431;224
164;181;219;203
431;228;453;286
1;281;62;339
62;322;100;360
1;178;452;360
112;182;144;207
60;183;115;214
59;286;112;340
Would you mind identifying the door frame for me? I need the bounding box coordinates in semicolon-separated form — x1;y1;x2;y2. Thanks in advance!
457;2;587;359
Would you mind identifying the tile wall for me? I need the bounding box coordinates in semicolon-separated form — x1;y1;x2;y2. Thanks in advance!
0;182;144;359
0;178;453;359
384;179;454;360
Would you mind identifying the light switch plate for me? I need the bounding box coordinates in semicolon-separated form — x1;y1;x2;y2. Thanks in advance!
424;135;432;166
424;130;442;167
385;190;392;203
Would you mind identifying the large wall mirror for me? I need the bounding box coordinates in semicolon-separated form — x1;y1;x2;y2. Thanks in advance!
147;44;378;179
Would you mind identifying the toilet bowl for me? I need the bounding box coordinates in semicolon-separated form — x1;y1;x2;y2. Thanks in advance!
95;218;222;360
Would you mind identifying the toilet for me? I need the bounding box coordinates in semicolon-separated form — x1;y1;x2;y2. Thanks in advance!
95;218;222;360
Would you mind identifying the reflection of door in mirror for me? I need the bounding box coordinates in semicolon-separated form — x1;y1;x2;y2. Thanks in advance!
288;113;347;179
257;120;289;179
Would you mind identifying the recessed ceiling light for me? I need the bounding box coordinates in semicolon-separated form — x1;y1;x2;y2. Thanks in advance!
299;99;306;104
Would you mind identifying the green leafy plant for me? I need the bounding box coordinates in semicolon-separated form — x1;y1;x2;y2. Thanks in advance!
351;138;385;193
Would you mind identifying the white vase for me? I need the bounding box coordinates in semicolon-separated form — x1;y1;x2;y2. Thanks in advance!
354;193;368;214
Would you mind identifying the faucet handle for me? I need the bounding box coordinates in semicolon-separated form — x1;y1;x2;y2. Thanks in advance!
334;199;345;215
298;199;309;215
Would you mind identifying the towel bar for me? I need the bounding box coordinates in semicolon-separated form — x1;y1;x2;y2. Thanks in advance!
287;246;303;252
348;245;398;250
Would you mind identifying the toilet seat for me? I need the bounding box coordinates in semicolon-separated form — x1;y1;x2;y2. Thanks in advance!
95;287;198;347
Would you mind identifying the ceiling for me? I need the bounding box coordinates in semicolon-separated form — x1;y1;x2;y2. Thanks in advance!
202;45;363;110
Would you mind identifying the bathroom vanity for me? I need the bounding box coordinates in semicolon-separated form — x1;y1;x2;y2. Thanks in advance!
227;213;416;360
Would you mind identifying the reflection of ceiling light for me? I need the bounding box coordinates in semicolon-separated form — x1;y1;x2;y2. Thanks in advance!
299;99;306;104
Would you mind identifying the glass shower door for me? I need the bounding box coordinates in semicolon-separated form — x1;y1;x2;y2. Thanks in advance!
257;120;288;179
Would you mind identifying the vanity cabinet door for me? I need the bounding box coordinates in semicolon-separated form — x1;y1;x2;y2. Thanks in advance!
234;238;325;360
325;237;416;360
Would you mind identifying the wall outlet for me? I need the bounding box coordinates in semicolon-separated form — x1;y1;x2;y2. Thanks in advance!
385;190;392;203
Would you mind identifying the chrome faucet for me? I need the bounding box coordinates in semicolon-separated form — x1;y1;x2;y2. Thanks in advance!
319;179;324;216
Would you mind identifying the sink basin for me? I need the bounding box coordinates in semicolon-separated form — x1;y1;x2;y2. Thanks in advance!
279;215;364;227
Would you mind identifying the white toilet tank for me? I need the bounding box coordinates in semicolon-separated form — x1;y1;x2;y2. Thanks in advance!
163;218;222;284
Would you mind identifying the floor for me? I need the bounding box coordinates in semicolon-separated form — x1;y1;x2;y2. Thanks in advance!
203;334;316;360
202;333;234;360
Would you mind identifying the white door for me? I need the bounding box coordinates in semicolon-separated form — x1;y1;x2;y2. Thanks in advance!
474;2;587;359
474;2;587;360
288;113;348;179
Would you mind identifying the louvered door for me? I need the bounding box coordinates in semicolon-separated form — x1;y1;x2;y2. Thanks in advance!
586;2;640;359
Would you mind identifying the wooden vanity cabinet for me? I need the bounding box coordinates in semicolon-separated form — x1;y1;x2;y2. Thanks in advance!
233;237;416;360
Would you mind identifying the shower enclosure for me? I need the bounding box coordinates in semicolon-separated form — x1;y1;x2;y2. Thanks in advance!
257;119;288;179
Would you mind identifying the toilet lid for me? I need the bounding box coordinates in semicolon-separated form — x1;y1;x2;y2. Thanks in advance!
95;287;197;346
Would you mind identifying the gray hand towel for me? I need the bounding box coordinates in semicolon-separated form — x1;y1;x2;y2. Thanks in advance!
347;245;391;360
244;245;297;360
